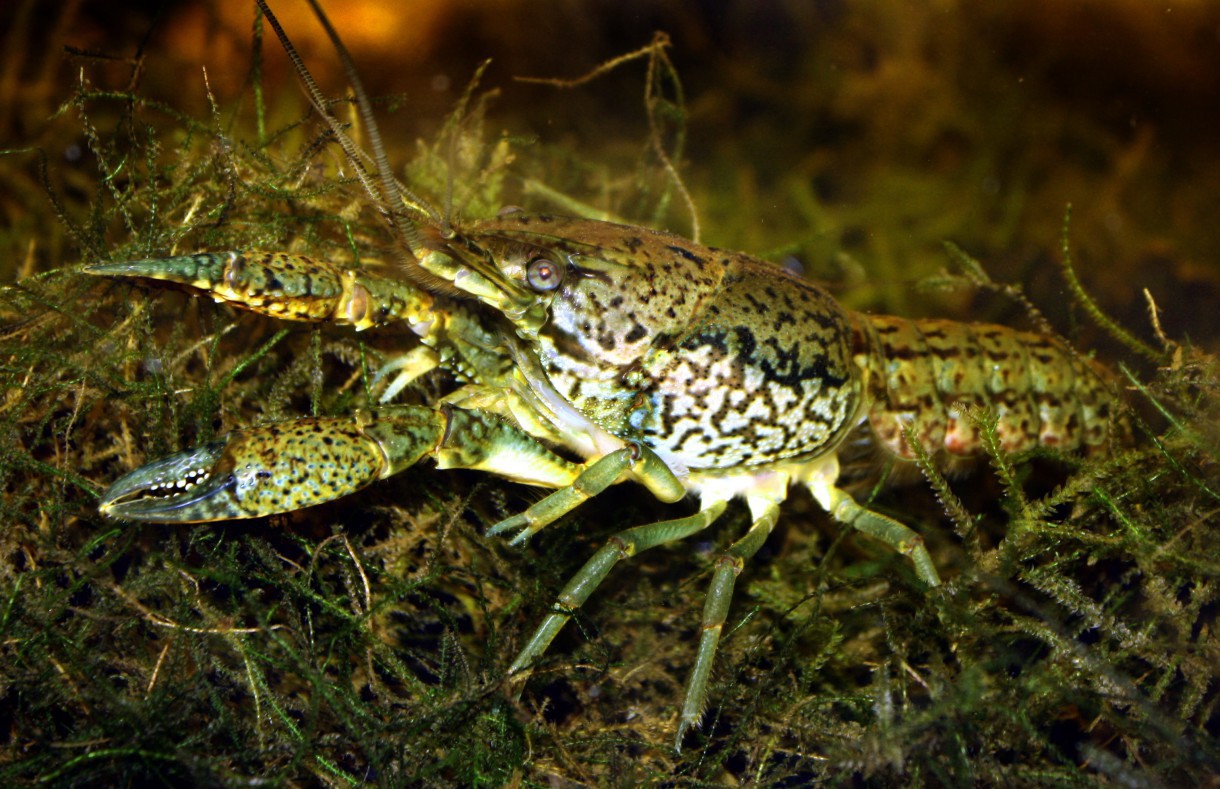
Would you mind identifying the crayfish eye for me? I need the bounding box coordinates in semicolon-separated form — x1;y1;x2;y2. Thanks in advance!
526;257;564;291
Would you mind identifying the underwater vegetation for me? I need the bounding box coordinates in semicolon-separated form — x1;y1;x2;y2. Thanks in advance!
1;0;1218;784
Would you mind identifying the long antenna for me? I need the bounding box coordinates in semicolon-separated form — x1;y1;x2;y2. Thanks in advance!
255;0;465;296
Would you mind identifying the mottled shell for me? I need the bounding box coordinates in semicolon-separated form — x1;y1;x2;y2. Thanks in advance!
853;315;1115;459
470;214;863;471
633;256;860;470
471;214;1117;474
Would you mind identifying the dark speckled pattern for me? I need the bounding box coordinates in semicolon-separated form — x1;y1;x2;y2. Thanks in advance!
469;214;1116;472
95;212;1120;523
469;216;862;470
854;315;1115;458
87;251;436;331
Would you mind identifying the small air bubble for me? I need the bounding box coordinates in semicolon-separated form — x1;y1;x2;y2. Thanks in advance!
64;144;82;162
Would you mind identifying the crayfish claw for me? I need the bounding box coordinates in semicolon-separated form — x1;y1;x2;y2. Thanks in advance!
485;513;531;541
97;440;243;523
97;408;466;523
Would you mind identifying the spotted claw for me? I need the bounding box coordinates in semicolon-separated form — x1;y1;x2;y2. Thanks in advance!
97;439;242;523
97;413;437;523
86;251;437;332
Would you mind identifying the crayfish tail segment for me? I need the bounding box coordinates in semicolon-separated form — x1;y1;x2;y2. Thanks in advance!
98;406;584;523
86;251;436;332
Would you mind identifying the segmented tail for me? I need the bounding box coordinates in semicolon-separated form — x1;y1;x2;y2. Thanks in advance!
852;315;1118;459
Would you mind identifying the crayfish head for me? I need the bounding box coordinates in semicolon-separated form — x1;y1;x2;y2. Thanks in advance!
415;227;551;341
463;214;727;373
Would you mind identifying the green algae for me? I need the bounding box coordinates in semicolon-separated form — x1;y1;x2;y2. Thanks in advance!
0;1;1217;784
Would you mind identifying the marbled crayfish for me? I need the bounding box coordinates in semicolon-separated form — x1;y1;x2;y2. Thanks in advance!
88;0;1120;750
